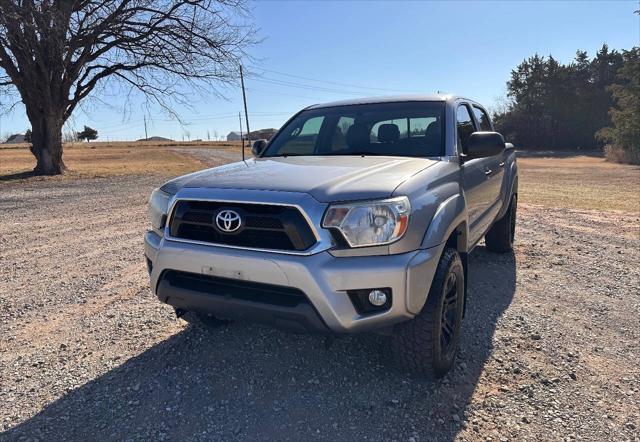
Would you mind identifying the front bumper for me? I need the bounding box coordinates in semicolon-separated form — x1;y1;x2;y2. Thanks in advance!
145;231;443;333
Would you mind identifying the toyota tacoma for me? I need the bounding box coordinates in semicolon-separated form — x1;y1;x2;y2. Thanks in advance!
144;95;518;376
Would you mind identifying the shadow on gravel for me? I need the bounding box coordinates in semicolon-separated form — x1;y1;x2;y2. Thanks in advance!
3;246;516;441
0;171;36;182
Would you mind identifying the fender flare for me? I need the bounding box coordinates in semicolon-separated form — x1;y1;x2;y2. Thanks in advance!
497;160;518;219
407;193;468;316
421;193;468;252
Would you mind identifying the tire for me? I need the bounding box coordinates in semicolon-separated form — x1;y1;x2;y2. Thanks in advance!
485;194;517;253
392;247;465;377
183;311;233;329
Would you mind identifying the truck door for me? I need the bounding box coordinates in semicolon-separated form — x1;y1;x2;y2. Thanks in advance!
472;105;505;210
457;104;494;246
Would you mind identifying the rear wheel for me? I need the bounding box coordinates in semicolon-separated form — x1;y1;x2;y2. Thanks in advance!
485;194;517;253
392;247;465;377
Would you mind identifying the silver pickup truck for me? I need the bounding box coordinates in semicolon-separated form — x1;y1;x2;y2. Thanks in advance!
144;95;518;376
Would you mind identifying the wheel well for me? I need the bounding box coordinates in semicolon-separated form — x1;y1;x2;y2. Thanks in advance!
445;223;468;317
445;222;467;253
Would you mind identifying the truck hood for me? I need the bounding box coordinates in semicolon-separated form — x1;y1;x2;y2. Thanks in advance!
172;156;439;202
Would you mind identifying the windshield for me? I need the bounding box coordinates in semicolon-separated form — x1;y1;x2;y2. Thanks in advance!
262;101;445;158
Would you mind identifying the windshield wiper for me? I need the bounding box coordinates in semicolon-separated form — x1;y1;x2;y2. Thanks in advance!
325;151;385;156
264;153;310;157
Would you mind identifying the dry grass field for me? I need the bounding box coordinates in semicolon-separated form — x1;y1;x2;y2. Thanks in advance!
2;143;639;214
518;154;640;213
0;141;242;179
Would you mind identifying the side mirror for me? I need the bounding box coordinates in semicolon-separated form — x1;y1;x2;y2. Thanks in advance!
505;142;515;151
466;132;505;160
251;139;267;157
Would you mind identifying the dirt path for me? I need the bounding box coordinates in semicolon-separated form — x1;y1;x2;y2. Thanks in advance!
0;175;638;441
168;146;245;167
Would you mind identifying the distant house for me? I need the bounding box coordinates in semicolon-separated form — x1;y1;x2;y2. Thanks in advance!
3;133;26;144
249;128;278;140
227;128;278;142
226;131;243;141
137;136;174;142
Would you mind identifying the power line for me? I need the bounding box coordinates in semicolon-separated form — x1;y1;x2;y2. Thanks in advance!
248;66;413;94
248;76;371;96
245;87;327;102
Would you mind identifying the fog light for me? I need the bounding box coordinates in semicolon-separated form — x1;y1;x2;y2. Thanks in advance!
368;289;387;306
347;287;391;315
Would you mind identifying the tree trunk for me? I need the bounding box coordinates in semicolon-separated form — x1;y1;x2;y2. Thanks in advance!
29;113;66;175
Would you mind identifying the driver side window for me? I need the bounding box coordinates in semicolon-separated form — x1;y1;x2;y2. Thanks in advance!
456;105;476;155
274;116;324;155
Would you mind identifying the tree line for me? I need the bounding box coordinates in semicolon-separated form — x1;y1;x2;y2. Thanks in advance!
494;44;639;163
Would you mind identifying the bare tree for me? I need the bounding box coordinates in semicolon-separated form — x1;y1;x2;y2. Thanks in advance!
0;0;254;175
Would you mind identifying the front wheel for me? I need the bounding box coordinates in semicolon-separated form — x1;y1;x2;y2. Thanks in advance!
485;194;517;253
392;247;465;377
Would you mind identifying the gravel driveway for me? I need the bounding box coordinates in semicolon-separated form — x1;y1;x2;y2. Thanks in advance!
0;174;638;441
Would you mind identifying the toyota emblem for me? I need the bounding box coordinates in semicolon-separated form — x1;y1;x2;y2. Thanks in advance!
215;209;242;233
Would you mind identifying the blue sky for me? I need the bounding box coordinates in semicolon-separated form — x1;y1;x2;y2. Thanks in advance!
1;0;638;141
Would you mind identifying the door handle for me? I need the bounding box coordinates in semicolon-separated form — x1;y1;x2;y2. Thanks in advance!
484;169;493;176
499;162;505;168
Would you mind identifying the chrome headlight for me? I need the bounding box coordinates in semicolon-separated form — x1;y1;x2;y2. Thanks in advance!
148;188;172;230
322;196;410;247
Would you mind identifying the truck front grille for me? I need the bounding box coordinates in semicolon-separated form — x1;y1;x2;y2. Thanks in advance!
168;200;317;252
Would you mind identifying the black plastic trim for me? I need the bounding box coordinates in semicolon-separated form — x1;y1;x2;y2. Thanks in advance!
170;201;316;252
157;270;330;334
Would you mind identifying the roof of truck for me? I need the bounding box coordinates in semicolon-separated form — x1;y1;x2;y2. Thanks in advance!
305;94;463;110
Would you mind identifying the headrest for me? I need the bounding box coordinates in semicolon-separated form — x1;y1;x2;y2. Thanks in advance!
425;120;440;138
425;120;441;143
377;124;400;143
346;123;370;149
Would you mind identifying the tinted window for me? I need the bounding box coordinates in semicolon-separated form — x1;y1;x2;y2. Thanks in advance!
456;105;476;154
409;117;436;136
329;116;355;152
272;116;324;155
369;117;437;142
264;102;445;158
472;106;492;131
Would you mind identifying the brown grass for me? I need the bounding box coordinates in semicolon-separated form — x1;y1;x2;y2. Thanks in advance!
2;143;638;214
518;154;640;213
0;141;241;179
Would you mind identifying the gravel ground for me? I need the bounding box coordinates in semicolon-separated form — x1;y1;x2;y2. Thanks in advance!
1;173;639;441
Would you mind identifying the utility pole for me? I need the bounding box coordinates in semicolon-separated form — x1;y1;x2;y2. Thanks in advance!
240;65;251;146
143;115;148;140
239;111;245;162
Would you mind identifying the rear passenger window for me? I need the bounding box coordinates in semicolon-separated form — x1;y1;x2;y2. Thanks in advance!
371;119;408;142
456;105;476;154
472;106;492;131
330;116;355;152
408;117;435;136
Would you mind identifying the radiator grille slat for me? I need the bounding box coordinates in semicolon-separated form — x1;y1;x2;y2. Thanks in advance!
169;201;316;251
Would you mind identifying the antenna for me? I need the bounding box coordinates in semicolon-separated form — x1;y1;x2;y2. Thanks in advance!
143;115;148;140
240;65;251;148
239;111;245;162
